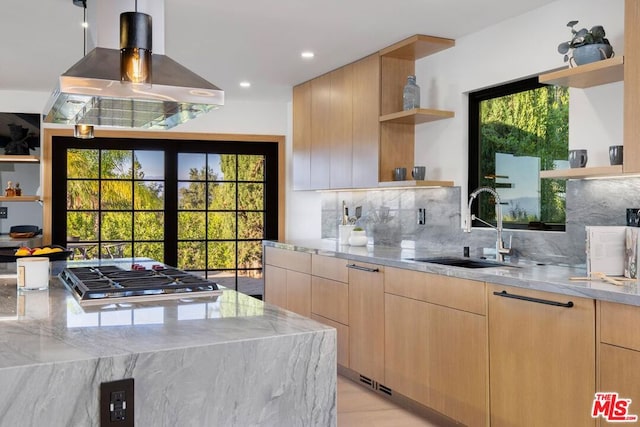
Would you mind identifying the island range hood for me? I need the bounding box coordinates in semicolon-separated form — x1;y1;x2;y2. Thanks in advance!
43;0;224;130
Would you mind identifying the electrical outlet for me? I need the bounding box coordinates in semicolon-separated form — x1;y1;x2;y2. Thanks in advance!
0;207;7;219
100;378;134;427
417;208;426;225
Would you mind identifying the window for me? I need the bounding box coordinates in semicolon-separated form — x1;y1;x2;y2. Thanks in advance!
51;136;279;292
468;77;569;231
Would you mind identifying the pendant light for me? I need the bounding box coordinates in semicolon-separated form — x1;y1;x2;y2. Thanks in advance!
120;0;152;85
74;0;95;139
74;124;95;139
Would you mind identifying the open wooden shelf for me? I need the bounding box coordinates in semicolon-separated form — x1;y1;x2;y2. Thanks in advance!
539;165;623;179
379;34;455;60
538;56;624;88
0;155;39;163
0;196;40;202
378;179;454;187
379;108;455;124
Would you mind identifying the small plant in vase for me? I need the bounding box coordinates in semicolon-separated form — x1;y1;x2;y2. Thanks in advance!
557;20;614;67
348;227;368;247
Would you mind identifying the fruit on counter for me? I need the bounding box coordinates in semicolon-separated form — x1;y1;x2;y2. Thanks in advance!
15;247;31;256
14;246;64;256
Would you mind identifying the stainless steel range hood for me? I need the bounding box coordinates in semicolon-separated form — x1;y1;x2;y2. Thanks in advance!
43;0;224;130
43;47;224;129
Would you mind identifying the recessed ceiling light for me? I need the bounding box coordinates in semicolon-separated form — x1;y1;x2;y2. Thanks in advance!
240;81;251;88
301;51;314;59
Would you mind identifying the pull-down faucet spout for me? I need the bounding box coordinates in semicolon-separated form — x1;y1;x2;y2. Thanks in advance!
465;186;511;262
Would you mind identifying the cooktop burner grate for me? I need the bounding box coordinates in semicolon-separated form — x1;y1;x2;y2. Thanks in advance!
59;264;221;305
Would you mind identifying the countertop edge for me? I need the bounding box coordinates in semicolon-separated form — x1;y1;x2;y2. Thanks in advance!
263;240;640;307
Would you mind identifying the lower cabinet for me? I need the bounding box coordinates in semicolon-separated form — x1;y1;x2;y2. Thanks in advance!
311;254;350;367
487;283;595;427
384;267;488;426
599;301;640;425
348;261;385;383
263;246;311;317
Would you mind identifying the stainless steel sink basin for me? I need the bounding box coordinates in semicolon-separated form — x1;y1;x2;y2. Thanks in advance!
405;257;517;269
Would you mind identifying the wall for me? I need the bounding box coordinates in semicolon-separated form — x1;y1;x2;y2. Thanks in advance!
315;0;632;266
321;176;640;266
414;0;625;208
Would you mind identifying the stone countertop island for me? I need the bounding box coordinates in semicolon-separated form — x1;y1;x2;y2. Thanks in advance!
0;259;336;427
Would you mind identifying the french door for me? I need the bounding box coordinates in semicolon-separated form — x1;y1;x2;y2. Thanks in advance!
51;136;278;291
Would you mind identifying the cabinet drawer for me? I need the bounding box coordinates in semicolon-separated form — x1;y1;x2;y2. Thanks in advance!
264;246;311;274
601;301;640;351
311;314;350;368
385;267;486;315
312;254;348;282
311;276;349;325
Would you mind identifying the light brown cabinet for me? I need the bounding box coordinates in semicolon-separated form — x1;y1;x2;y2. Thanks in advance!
487;283;595;427
384;267;487;426
348;261;385;383
293;54;379;190
599;300;640;425
310;254;350;367
263;246;311;317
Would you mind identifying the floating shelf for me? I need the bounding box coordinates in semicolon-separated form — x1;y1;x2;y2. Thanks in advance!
379;34;455;60
538;56;624;88
379;108;455;125
539;165;623;179
0;196;40;202
377;179;454;188
0;155;39;163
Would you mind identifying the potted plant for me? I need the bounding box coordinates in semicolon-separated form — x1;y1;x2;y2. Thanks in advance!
348;227;368;247
557;20;614;66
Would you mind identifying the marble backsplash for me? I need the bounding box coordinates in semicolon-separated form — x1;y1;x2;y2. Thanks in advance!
322;177;640;266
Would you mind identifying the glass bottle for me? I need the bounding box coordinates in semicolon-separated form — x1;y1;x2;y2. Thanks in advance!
403;75;420;111
14;182;21;196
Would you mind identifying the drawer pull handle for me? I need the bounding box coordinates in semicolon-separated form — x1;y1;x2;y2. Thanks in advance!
346;263;379;273
493;290;574;308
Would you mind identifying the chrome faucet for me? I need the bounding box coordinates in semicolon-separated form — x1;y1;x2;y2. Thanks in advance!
464;186;511;262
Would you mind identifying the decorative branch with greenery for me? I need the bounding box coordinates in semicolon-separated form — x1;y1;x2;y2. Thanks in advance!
557;20;610;63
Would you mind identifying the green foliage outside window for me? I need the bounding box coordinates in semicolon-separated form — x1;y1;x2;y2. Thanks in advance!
477;84;569;227
66;148;266;277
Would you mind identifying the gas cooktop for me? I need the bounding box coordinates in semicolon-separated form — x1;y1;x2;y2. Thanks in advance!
59;264;222;306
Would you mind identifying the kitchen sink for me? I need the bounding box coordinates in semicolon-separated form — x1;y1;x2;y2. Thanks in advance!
405;256;517;269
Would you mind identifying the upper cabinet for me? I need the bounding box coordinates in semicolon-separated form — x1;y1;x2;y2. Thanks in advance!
538;0;639;179
293;54;380;190
292;35;455;191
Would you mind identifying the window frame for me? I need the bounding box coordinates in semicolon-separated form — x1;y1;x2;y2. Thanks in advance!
468;76;566;232
51;135;279;287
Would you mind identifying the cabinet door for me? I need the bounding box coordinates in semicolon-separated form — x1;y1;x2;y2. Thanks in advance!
427;304;487;426
488;284;595;427
329;66;353;189
384;293;428;404
292;82;311;190
385;291;487;426
348;262;384;382
599;344;640;423
352;53;380;188
264;264;287;308
310;73;331;190
286;270;311;317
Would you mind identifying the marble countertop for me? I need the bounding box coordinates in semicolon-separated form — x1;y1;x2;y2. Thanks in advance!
0;258;332;370
264;239;640;307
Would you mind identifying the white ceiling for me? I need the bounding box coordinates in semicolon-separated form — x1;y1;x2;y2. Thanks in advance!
1;0;558;104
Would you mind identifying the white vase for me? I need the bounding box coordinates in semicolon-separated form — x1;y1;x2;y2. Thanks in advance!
348;230;368;247
338;225;355;245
